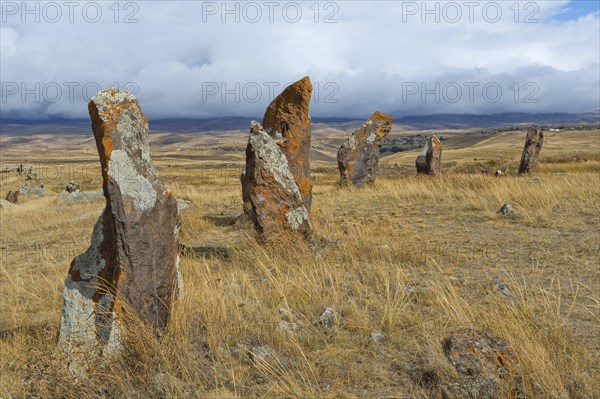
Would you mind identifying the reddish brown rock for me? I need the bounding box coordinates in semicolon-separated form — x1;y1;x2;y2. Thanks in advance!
262;76;313;210
58;88;182;376
5;190;19;204
416;135;442;176
518;125;544;174
241;121;311;237
337;112;393;187
443;327;522;395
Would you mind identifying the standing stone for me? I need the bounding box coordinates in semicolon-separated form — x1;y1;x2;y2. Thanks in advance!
337;112;393;187
241;121;311;237
518;125;544;174
416;135;442;176
58;88;181;376
262;76;313;211
5;190;19;204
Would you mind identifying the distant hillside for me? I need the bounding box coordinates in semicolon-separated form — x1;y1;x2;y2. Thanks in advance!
1;112;598;136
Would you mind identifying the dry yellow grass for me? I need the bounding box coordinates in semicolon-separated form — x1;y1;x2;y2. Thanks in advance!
0;128;598;398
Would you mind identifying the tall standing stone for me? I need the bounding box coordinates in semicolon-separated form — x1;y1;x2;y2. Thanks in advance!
337;112;393;187
262;76;313;211
416;135;442;176
241;121;311;237
58;88;182;375
518;125;544;174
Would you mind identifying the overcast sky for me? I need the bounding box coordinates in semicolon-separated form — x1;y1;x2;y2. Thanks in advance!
1;0;599;120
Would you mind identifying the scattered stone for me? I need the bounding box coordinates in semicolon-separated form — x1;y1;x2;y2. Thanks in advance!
498;203;514;215
5;190;19;204
262;76;313;210
279;308;304;335
370;331;386;344
0;199;15;208
495;169;504;177
89;178;100;185
317;307;339;329
280;320;304;335
65;180;80;193
235;341;276;364
57;190;104;203
337;112;394;187
176;197;192;211
58;88;182;377
279;307;296;322
518;125;544;174
492;276;512;298
20;182;44;196
443;328;522;396
241;121;311;237
26;168;39;180
416;135;442;176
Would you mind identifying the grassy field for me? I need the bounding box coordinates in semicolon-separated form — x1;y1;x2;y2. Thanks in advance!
0;128;599;398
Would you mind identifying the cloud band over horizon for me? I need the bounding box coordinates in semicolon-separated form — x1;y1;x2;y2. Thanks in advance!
1;1;599;120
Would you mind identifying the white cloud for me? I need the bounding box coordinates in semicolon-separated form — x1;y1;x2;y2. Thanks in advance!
0;0;598;119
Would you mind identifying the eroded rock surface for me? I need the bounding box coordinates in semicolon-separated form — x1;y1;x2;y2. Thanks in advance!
443;327;522;397
241;121;311;237
262;76;313;210
337;112;393;187
65;180;80;193
518;125;544;174
5;191;19;204
58;88;181;376
0;199;15;208
416;135;442;176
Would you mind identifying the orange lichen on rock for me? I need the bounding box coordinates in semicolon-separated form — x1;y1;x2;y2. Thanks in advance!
262;76;313;211
337;111;393;187
59;88;180;377
443;327;521;380
241;121;311;237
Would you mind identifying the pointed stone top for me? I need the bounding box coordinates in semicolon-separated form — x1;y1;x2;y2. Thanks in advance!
89;88;138;121
369;111;394;125
250;120;262;134
263;76;312;131
419;135;441;155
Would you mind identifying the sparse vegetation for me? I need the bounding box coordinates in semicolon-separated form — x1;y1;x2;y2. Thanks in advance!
0;128;598;398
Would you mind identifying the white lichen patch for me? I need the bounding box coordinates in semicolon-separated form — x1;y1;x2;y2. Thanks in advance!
286;206;310;229
58;217;120;377
108;150;157;212
175;255;184;298
249;121;303;200
366;132;377;144
419;138;432;156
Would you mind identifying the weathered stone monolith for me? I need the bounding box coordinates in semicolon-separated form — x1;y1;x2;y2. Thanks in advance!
241;121;311;237
58;88;182;376
262;76;313;210
518;125;544;174
337;112;393;187
416;135;442;176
